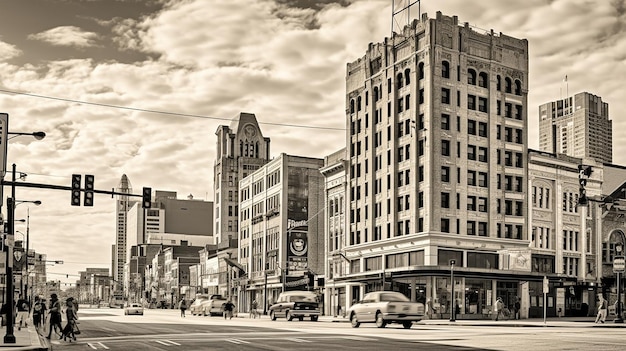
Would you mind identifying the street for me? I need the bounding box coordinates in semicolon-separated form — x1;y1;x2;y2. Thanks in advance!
43;307;626;351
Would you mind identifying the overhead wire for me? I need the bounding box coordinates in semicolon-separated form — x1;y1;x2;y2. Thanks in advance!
0;88;346;131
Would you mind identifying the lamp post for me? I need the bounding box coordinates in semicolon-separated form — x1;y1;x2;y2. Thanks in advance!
16;202;40;306
614;244;624;323
449;259;456;322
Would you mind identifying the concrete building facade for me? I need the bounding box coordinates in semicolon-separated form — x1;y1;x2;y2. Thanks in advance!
336;11;530;318
214;112;271;246
538;92;612;164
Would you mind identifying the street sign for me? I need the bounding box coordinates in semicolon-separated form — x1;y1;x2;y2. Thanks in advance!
614;256;625;273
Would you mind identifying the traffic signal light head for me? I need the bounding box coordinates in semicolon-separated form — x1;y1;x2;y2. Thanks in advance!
71;174;81;206
142;187;152;208
84;174;95;206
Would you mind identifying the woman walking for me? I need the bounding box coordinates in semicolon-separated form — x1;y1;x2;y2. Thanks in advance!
61;298;78;342
46;294;62;339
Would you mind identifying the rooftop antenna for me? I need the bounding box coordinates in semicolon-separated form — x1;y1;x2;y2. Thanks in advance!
391;0;421;37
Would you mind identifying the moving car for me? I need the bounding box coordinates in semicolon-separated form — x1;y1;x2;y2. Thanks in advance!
269;291;320;321
347;291;424;329
189;296;209;315
124;303;144;316
203;295;228;316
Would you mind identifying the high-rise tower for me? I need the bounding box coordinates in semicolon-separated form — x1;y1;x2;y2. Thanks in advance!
214;113;271;246
113;174;134;295
538;92;612;164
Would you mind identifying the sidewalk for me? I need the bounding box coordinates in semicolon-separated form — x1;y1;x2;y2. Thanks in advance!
0;324;48;350
236;312;626;328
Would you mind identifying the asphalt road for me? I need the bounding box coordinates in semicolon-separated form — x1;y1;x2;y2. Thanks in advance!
47;308;626;351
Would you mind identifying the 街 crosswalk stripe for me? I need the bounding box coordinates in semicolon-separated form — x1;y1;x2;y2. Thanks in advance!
227;339;251;344
87;342;110;349
155;339;181;346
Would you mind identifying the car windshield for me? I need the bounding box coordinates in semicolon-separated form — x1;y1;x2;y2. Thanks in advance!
380;293;410;302
291;295;316;302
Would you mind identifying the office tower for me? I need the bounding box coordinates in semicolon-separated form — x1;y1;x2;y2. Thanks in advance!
214;113;271;246
539;92;612;164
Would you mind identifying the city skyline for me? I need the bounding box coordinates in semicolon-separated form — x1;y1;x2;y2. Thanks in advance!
0;0;624;288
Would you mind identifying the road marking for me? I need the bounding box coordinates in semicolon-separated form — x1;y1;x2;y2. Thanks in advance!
101;327;117;332
288;338;312;343
343;336;377;341
227;339;251;344
155;339;181;346
87;342;110;349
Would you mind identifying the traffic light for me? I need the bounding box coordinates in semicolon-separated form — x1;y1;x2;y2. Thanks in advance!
71;174;81;206
579;187;588;206
142;187;152;208
578;165;592;207
84;174;95;206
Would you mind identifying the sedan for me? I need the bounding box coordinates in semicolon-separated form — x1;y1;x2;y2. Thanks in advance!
124;303;144;316
347;291;424;329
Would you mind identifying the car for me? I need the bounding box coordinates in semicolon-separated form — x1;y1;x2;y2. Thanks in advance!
269;291;320;321
124;303;144;316
203;295;228;316
347;291;424;329
189;297;208;315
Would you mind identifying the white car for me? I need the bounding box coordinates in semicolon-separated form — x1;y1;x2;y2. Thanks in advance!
124;303;144;315
347;291;424;329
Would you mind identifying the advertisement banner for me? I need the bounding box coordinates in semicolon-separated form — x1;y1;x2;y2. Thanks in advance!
287;229;308;274
287;167;310;275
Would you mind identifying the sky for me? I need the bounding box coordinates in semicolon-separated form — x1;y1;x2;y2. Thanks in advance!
0;0;625;290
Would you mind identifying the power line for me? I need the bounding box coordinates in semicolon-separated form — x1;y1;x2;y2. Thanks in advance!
0;88;346;131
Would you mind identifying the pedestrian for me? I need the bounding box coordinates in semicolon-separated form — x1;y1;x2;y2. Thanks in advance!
223;300;235;320
178;298;187;317
61;298;78;342
46;293;63;339
16;295;30;330
514;298;521;320
495;297;504;321
250;299;258;319
32;296;46;331
595;295;607;323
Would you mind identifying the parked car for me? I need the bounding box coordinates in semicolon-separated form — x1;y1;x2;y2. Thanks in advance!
347;291;424;329
269;291;320;321
124;303;144;316
189;297;209;315
203;295;228;316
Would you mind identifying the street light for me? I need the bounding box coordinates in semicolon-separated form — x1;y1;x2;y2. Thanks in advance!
7;131;46;141
449;259;456;322
614;244;624;323
15;200;41;305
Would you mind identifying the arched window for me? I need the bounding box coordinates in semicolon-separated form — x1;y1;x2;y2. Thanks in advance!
441;61;449;79
468;68;477;85
497;75;501;91
357;96;362;111
404;68;411;85
505;77;512;93
478;72;488;88
350;99;355;114
397;73;404;89
373;87;379;101
515;80;522;95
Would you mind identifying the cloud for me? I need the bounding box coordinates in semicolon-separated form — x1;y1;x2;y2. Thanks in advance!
0;40;22;61
27;26;101;48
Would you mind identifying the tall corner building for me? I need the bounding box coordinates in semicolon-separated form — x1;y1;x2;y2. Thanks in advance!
538;92;612;164
214;113;271;246
339;11;530;313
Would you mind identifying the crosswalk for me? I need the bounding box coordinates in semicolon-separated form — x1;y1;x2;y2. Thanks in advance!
80;335;376;349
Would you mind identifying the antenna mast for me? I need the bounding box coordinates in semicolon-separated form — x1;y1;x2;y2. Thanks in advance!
391;0;421;37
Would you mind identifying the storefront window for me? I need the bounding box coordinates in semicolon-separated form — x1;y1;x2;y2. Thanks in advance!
438;249;463;266
464;279;490;315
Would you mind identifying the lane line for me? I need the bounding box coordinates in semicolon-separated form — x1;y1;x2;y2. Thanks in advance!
163;339;181;346
227;339;251;344
98;342;110;349
288;338;312;343
155;340;171;346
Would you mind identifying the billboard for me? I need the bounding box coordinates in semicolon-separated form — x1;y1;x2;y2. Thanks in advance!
287;167;309;275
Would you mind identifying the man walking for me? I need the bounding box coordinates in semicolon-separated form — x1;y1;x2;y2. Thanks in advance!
178;298;187;317
495;297;504;321
15;296;30;330
46;293;62;339
595;295;607;323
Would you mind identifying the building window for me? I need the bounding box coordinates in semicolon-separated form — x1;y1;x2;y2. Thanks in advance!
468;68;477;85
441;192;450;208
478;72;488;88
442;88;450;104
442;140;450;156
441;61;449;78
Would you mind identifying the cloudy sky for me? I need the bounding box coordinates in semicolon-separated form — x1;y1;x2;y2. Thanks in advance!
1;0;624;289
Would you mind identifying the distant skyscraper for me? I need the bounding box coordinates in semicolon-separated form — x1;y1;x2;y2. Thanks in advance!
213;113;271;245
114;174;135;294
539;92;612;164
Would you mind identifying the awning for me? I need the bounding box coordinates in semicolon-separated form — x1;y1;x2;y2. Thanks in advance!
223;257;246;275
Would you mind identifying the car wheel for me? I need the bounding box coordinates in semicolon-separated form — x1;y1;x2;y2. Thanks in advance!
375;312;386;328
402;321;412;329
287;310;294;321
270;311;277;321
124;311;128;315
311;316;318;322
350;313;360;328
299;316;304;321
